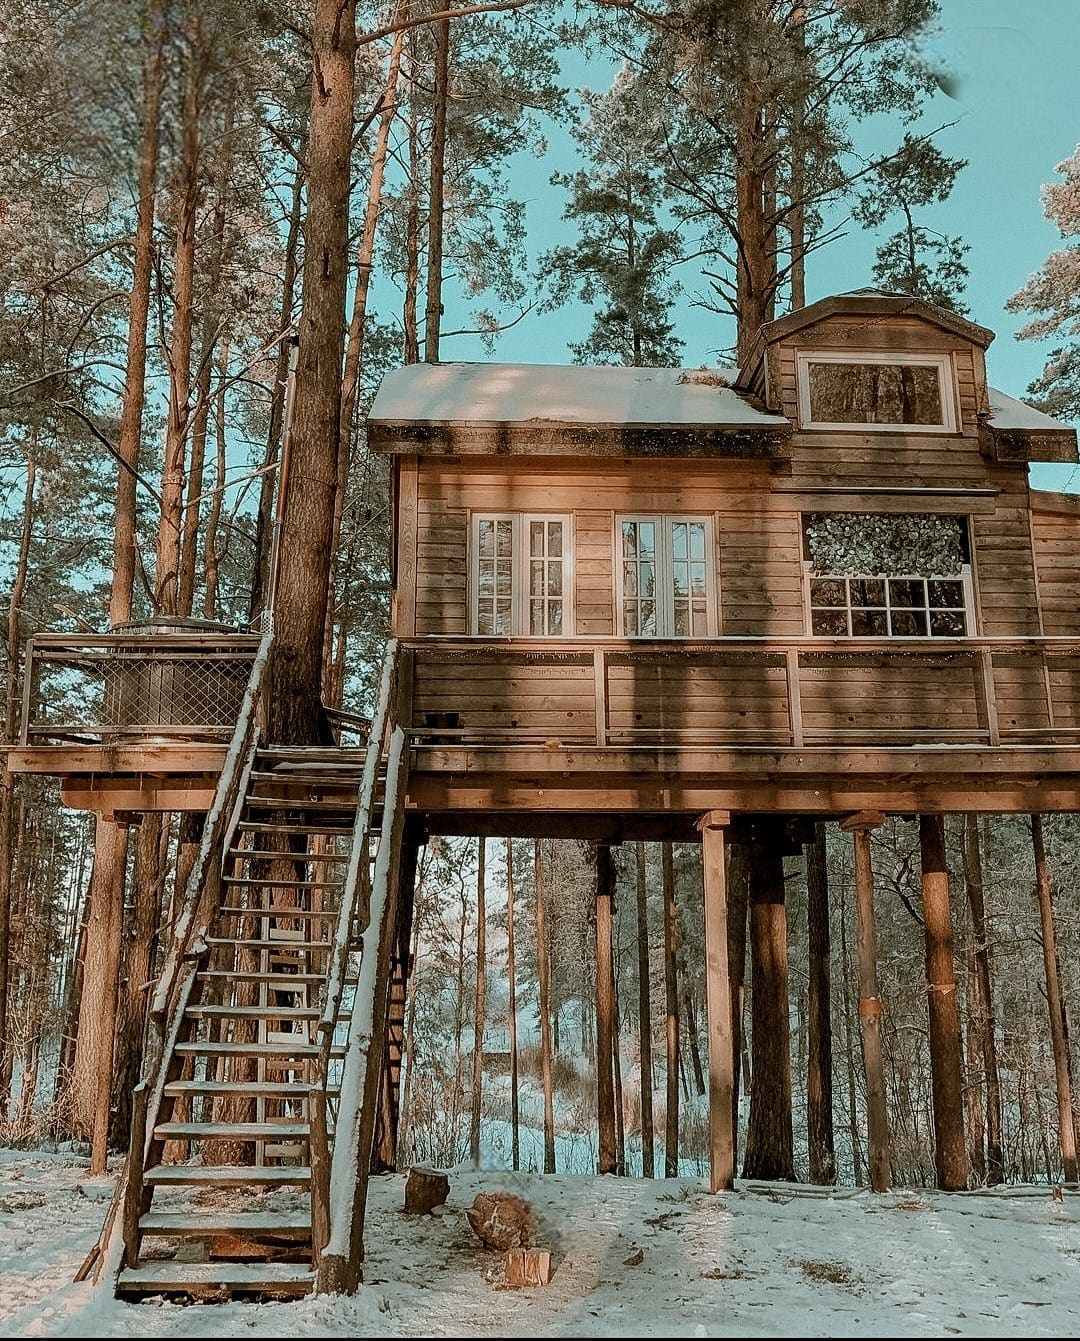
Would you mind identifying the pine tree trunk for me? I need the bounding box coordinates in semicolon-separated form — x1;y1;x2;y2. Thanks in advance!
269;0;357;743
742;827;794;1181
634;842;654;1178
662;841;680;1176
920;813;968;1190
806;822;836;1184
423;16;450;362
0;454;36;1116
726;839;749;1158
962;814;1003;1184
1031;814;1078;1183
397;878;424;1168
402;47;421;366
734;94;775;368
534;839;555;1172
469;838;486;1165
964;943;986;1184
595;844;617;1175
506;838;520;1171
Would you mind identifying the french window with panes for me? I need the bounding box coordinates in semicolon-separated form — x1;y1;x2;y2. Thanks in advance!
616;515;715;637
471;514;571;635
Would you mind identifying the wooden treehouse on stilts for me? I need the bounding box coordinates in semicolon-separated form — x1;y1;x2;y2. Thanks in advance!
8;290;1080;1299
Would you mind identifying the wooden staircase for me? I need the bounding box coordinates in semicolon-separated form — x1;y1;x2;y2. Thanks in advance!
116;747;371;1301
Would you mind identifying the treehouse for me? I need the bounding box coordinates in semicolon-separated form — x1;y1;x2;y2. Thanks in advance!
8;289;1080;1301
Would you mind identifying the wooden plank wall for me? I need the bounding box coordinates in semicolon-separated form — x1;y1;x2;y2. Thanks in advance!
1032;494;1080;637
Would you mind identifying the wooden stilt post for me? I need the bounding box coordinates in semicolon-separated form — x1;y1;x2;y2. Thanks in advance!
1031;814;1078;1184
595;843;617;1175
634;842;655;1179
919;813;968;1191
697;811;734;1193
661;841;680;1177
840;811;890;1193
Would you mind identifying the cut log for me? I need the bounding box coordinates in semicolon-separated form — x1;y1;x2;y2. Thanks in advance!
466;1192;532;1250
505;1248;552;1287
404;1165;449;1214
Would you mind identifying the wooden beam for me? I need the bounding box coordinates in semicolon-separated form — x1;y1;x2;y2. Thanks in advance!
7;744;227;775
848;817;891;1193
61;778;218;817
697;811;734;1193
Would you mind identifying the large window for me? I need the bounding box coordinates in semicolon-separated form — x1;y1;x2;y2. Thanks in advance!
796;351;956;432
471;514;571;635
617;515;714;637
803;511;973;637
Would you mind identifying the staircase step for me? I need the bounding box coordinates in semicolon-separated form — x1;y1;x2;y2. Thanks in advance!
153;1121;311;1141
197;970;331;983
144;1164;311;1187
222;877;344;890
116;1261;314;1297
185;1005;325;1019
205;937;331;952
218;906;342;919
173;1042;341;1058
243;796;362;813
228;849;349;863
164;1080;338;1097
138;1210;312;1240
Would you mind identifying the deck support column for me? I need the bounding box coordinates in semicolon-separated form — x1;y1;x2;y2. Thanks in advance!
595;842;618;1175
698;810;734;1192
840;811;890;1192
920;813;968;1191
373;833;420;1172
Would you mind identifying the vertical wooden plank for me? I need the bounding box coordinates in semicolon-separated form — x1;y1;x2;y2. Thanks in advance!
396;455;419;636
977;649;1001;745
841;812;890;1193
785;648;804;748
593;648;607;747
661;841;680;1178
698;810;734;1193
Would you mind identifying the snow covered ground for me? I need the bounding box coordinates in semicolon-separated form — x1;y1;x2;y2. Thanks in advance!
3;1146;1080;1338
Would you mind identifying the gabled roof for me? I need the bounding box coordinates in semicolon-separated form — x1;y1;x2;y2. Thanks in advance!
985;387;1078;464
368;362;787;430
757;290;996;351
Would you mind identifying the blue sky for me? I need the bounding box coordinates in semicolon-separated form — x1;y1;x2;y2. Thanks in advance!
443;0;1079;490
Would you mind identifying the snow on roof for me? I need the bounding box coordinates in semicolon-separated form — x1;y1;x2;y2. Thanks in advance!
367;362;789;430
987;387;1075;434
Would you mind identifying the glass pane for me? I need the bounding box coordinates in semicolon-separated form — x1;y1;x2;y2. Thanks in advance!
478;520;494;557
530;520;543;554
930;609;965;636
889;578;925;609
550;601;563;635
529;599;544;634
639;562;655;597
496;561;513;595
497;518;513;554
891;610;927;636
690;524;706;560
928;579;964;607
850;578;885;606
812;609;848;636
638;522;655;558
673;565;688;597
622;522;638;558
623;562;638;598
691;562;706;597
624;604;638;637
530;560;544;596
548;560;562;597
810;579;846;607
478;569;494;597
494;599;512;635
477;603;493;635
548;522;562;557
671;523;688;561
691;603;708;636
807;361;944;425
639;600;656;637
851;609;888;637
673;602;689;637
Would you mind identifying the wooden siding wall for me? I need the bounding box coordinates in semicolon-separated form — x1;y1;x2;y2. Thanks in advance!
394;316;1045;641
1032;496;1080;637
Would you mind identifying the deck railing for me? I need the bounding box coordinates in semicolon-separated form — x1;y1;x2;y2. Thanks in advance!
403;636;1080;750
18;631;261;746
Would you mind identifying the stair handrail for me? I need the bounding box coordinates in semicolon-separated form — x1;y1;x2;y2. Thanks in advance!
149;623;273;1022
317;636;399;1042
316;722;410;1292
310;638;399;1259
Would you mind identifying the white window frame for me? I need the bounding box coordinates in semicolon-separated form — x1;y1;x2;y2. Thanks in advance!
615;514;718;639
802;561;975;638
795;350;958;433
469;512;574;636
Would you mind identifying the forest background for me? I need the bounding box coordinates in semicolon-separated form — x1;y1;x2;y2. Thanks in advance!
2;0;1080;1190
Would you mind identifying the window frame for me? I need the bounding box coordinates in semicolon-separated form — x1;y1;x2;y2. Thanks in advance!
469;512;574;637
795;349;958;433
614;513;718;639
802;561;975;639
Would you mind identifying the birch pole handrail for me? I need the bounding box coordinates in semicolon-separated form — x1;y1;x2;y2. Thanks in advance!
310;639;398;1264
317;724;410;1293
150;624;273;1022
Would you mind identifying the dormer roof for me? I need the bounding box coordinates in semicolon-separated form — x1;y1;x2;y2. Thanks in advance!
758;289;996;351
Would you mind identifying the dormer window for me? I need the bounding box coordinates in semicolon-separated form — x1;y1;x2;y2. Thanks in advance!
796;351;956;432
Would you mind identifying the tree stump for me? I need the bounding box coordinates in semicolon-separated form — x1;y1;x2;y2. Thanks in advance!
466;1192;532;1250
404;1166;450;1215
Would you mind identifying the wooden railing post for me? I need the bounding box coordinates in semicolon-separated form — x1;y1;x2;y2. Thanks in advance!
785;648;804;748
977;648;1001;746
593;649;607;747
